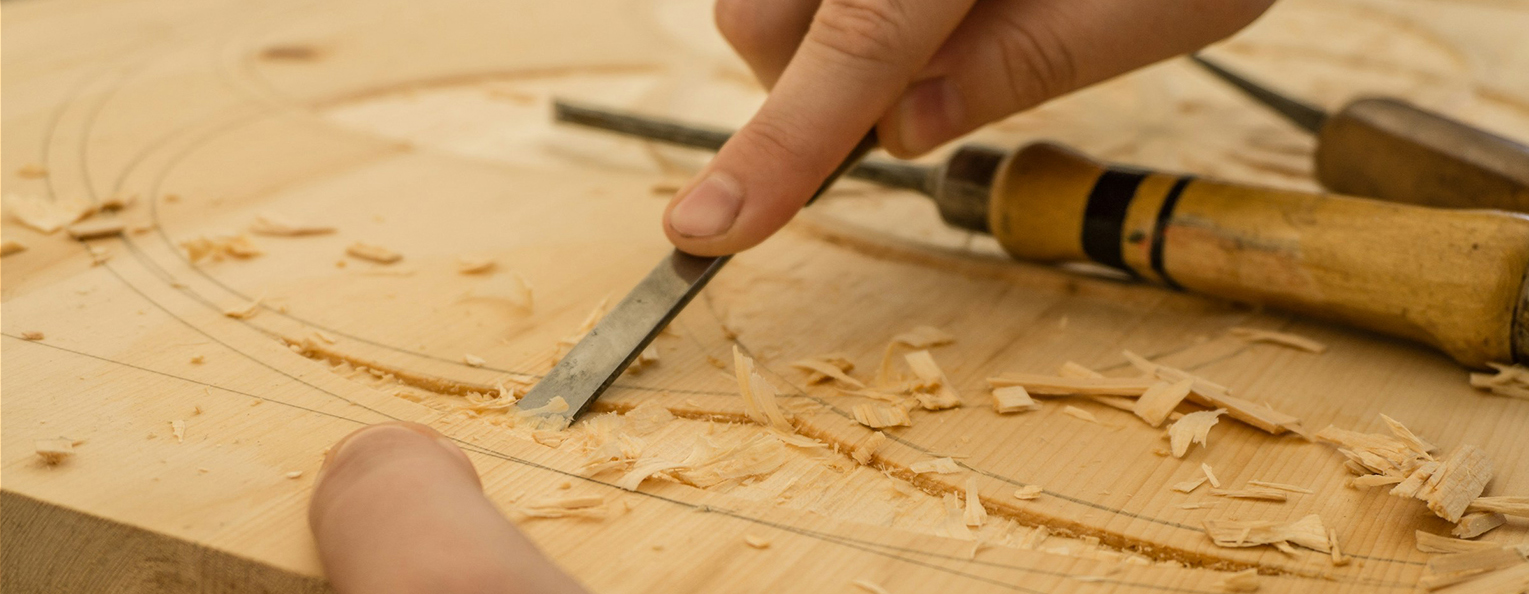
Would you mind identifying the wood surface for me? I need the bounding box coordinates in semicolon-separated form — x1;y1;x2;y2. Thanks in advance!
3;0;1529;592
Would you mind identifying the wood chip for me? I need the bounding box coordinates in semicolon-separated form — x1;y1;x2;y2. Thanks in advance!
1057;361;1103;378
1;240;26;257
1060;405;1097;423
1229;327;1328;353
1468;496;1529;519
181;234;262;262
170;420;186;443
1215;568;1260;592
1453;512;1507;539
17;164;48;178
1013;485;1043;500
1169;409;1227;458
904;350;961;410
1326;528;1349;566
1470;363;1529;400
285;471;304;479
467;271;534;311
65;218;125;240
463;353;486;367
1419;445;1495;522
346;241;402;264
732;346;795;434
5;193;93;233
456;256;497;274
963;476;987;527
1419;546;1528;590
1203;514;1329;553
851;431;886;465
1432;563;1529;594
1201;463;1222;488
743;534;771;549
1133;378;1194;427
1209;488;1288;502
987;373;1157;396
35;438;76;465
791;356;863;388
20;331;44;341
991;386;1039;413
222;296;263;319
1246;480;1313;494
1417;531;1506;554
909;457;961;474
1124;350;1299;434
851;579;892;594
248;213;335;236
1172;476;1208;493
852;403;910;428
892;326;955;349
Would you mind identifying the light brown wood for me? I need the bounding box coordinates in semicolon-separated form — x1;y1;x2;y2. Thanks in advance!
4;0;1529;592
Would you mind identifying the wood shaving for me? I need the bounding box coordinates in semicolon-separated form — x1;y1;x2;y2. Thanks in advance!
1229;327;1328;353
456;256;497;274
851;579;892;594
1453;512;1507;538
875;325;954;385
963;476;987;527
516;495;622;520
791;356;863;388
1209;488;1288;502
743;534;771;549
1417;530;1511;554
904;350;961;410
1057;361;1103;378
732;346;795;434
1431;563;1529;594
20;331;44;341
1203;514;1329;553
991;386;1040;413
1060;405;1097;423
936;492;974;540
190;355;205;364
1468;496;1529;518
987;373;1157;396
1327;528;1348;566
181;234;262;262
1173;476;1208;493
1247;481;1313;494
345;241;402;264
1;240;26;257
222;295;263;319
66;219;124;240
1133;378;1194;427
1013;485;1043;500
248;213;335;236
463;353;486;367
852;403;910;428
285;471;304;479
35;438;76;465
614;458;683;491
5;193;93;233
909;457;960;474
1215;568;1260;592
1169;409;1227;458
1201;463;1222;488
851;431;886;465
1419;546;1528;590
467;271;534;312
1123;350;1299;434
17;164;48;178
1470;363;1529;399
170;420;186;443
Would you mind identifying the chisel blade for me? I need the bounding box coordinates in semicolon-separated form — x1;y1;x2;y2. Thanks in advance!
1190;54;1329;134
518;127;879;425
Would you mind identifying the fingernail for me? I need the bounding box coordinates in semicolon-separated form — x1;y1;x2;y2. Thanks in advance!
894;77;961;155
669;173;743;238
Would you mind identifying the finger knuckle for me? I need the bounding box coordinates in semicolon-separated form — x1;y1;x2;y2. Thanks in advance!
993;15;1079;107
738;117;812;166
811;0;909;67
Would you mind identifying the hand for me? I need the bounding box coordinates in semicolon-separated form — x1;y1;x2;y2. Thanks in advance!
309;423;587;594
663;0;1275;256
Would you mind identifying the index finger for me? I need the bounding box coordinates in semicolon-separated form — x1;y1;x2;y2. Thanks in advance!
664;0;974;256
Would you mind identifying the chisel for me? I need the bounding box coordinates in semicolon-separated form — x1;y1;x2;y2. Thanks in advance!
1191;54;1529;212
551;100;1529;373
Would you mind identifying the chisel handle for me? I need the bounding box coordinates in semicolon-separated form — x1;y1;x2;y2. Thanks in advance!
987;142;1529;367
1316;98;1529;212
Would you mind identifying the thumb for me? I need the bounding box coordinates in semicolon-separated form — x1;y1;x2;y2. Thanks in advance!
664;0;974;256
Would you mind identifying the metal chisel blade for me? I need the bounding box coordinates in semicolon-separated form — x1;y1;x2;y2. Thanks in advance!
518;128;880;425
1190;54;1329;134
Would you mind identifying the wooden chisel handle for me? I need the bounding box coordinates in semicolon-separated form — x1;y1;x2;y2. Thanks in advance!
1316;98;1529;212
987;142;1529;367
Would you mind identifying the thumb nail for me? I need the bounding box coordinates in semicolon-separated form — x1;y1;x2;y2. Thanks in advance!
893;77;961;155
668;173;743;238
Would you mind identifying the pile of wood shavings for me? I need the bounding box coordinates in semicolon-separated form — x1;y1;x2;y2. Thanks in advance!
1470;363;1529;399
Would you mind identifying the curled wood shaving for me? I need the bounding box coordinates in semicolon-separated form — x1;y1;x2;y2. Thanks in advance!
963;476;988;527
1417;531;1507;554
1470;363;1529;400
1420;547;1528;590
987;373;1157;396
790;356;863;388
66;219;124;240
1013;485;1043;500
1201;463;1222;488
248;213;335;236
1;240;26;257
1173;476;1208;493
1229;327;1327;353
1203;514;1329;554
904;350;961;410
1060;405;1097;423
909;457;960;474
1453;512;1507;539
345;241;402;264
1215;568;1260;592
991;386;1040;413
1134;378;1194;427
35;438;76;465
852;403;910;428
1468;496;1529;518
615;458;684;491
851;431;886;465
1209;488;1288;502
181;234;262;262
1168;409;1226;458
732;346;794;434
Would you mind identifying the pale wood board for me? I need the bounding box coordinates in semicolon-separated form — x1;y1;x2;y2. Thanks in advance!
3;0;1529;592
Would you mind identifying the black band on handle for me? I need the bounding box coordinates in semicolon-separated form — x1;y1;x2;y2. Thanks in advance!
1150;177;1194;290
1081;169;1148;273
